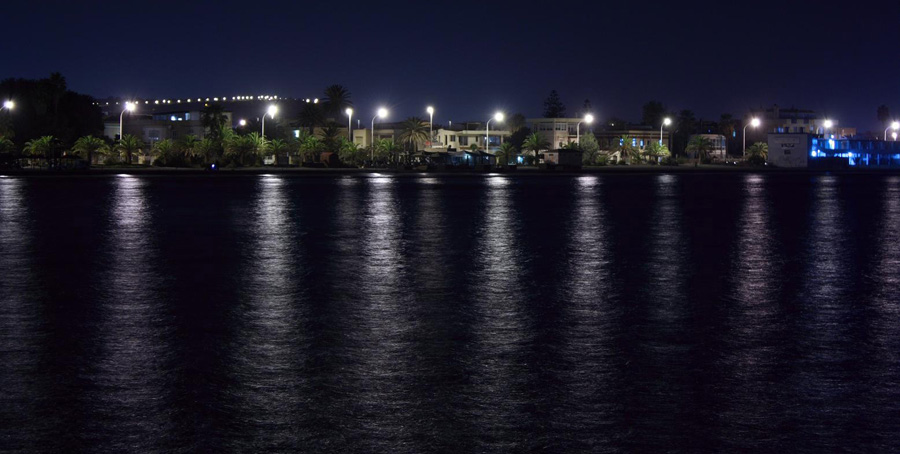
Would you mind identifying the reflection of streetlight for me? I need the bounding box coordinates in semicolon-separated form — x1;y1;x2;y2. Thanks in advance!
485;112;504;152
577;114;594;144
261;105;278;138
345;108;353;141
660;117;671;145
884;121;899;141
119;102;136;140
743;117;761;157
426;106;434;146
371;108;388;159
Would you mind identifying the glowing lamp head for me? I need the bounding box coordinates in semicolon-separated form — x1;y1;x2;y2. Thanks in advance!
891;121;900;130
427;106;434;115
663;117;672;126
823;119;833;129
2;100;13;110
313;98;319;104
493;112;504;122
345;108;353;116
750;118;761;127
584;114;594;124
238;119;247;127
377;108;388;119
267;105;278;118
125;102;136;112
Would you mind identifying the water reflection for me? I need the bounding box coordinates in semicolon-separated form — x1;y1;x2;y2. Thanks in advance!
627;174;691;450
718;174;784;450
0;178;48;451
223;176;310;450
84;176;176;452
466;176;532;451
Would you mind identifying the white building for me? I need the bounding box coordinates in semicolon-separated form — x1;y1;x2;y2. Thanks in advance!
527;117;593;149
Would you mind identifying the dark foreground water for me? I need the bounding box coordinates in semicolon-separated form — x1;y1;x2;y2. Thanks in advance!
1;173;899;453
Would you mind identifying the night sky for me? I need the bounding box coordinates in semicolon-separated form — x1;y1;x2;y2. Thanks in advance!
2;0;898;131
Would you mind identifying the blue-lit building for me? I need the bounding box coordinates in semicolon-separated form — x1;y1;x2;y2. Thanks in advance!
768;133;900;168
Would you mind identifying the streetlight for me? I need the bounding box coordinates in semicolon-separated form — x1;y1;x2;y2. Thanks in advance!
2;100;13;111
577;114;594;145
371;107;388;159
820;119;834;137
893;132;898;141
426;106;434;147
660;117;672;145
885;121;899;141
742;117;761;157
119;102;136;140
261;105;277;139
346;108;354;141
485;112;504;152
238;119;247;127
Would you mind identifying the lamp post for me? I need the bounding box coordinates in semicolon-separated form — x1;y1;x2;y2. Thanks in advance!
893;132;898;141
822;119;833;137
426;106;435;147
261;105;277;139
742;117;761;157
119;102;136;140
577;114;594;145
346;108;354;141
884;121;899;141
660;117;671;145
485;112;504;152
371;107;388;159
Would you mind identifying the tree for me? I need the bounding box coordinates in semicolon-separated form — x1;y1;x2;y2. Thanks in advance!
224;132;265;166
115;134;143;164
318;121;343;152
201;104;228;140
398;117;429;157
642;101;667;126
194;137;219;164
268;139;290;164
673;110;697;156
685;135;712;166
151;139;177;166
522;132;550;165
338;138;365;167
718;113;737;157
0;137;16;156
614;136;641;164
375;139;403;164
24;135;57;157
506;113;527;135
746;142;768;165
299;102;324;134
323;84;352;120
71;135;108;164
643;141;671;163
878;105;891;128
580;132;600;165
298;134;325;163
496;142;517;166
579;99;593;117
543;90;566;118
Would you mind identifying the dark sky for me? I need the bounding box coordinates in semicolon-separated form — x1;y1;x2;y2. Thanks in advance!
3;0;898;131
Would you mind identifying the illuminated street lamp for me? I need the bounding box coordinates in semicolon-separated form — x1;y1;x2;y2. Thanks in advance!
371;107;388;159
885;121;899;141
577;114;594;145
346;108;354;141
485;111;504;152
822;119;834;137
119;102;136;140
660;117;672;145
238;119;247;127
261;105;277;139
426;106;434;146
2;100;13;111
743;117;761;157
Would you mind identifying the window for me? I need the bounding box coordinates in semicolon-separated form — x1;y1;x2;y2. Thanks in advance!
555;123;567;131
459;136;469;146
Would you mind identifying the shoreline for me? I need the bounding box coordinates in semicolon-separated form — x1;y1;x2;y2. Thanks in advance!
2;165;899;177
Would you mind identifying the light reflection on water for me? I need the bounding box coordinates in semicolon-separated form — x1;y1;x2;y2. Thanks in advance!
83;176;176;452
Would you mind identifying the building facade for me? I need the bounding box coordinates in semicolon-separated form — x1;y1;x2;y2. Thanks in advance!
104;110;232;142
768;133;900;168
749;104;856;137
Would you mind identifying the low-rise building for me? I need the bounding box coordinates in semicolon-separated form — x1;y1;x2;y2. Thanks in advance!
749;104;856;137
689;134;727;160
768;133;900;168
104;110;232;142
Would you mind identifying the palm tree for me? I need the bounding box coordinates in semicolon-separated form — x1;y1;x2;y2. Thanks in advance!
269;139;290;164
375;139;403;164
298;135;324;163
496;142;517;166
0;137;16;156
614;135;641;164
23;136;56;157
522;132;550;165
338;138;364;168
152;139;177;166
685;135;712;166
299;102;324;134
194;138;219;164
201;104;228;140
318;121;343;152
746;142;768;165
115;134;143;164
323;84;352;120
398;117;429;159
643;141;671;163
71;136;109;165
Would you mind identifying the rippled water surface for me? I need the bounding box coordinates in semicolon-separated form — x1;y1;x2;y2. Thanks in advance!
1;173;899;453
